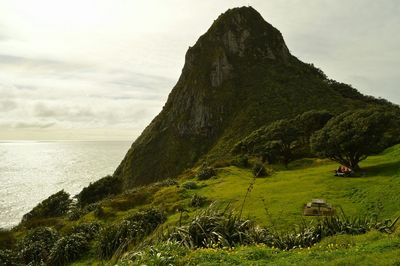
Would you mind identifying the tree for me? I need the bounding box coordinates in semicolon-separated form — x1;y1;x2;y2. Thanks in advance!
295;110;333;145
311;108;400;171
233;119;300;167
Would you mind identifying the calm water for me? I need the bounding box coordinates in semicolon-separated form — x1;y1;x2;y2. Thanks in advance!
0;141;131;229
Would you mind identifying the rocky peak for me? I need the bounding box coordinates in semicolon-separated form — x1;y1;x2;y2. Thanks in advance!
202;6;291;60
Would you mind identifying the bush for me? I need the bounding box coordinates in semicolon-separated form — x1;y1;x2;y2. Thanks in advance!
154;179;179;187
123;241;188;265
71;222;102;240
67;207;84;221
77;175;123;206
0;229;16;250
22;190;72;222
47;233;89;266
252;163;269;177
196;165;216;180
94;205;106;218
0;249;20;266
18;227;59;264
169;205;267;248
98;208;166;259
232;155;249;168
182;181;198;190
190;194;208;208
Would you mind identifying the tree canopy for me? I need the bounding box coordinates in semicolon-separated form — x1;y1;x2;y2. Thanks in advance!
311;108;400;171
233;110;333;166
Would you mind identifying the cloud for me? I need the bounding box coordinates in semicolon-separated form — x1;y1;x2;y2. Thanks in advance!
13;121;55;129
0;100;17;111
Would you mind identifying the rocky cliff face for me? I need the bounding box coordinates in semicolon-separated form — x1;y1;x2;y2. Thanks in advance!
114;6;388;188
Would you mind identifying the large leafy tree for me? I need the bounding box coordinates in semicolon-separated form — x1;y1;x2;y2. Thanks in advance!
233;110;333;166
311;108;400;171
233;119;300;166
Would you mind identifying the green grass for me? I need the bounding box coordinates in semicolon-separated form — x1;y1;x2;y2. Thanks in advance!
192;145;400;230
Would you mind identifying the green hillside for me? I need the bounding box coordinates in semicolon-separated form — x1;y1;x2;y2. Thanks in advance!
3;144;399;265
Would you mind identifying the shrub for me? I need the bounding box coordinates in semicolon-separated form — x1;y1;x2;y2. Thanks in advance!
71;222;102;240
0;229;16;250
47;233;89;266
0;249;20;266
77;175;123;206
182;181;198;190
252;163;268;177
67;207;84;221
154;179;179;187
94;205;106;218
196;165;216;180
268;214;399;250
169;205;267;248
22;190;72;222
232;155;249;168
98;208;166;259
123;241;188;265
190;194;208;208
18;227;59;264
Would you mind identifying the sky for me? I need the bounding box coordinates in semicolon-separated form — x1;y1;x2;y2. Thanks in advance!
0;0;399;140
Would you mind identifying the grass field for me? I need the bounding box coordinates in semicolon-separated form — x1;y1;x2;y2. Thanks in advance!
186;144;400;230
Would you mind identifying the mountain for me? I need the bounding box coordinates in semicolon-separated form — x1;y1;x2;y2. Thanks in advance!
114;6;392;188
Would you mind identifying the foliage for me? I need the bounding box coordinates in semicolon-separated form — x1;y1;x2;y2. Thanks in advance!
77;175;123;206
196;165;216;180
47;233;89;266
190;194;208;207
122;241;188;266
269;213;399;250
98;208;166;259
233;110;333;167
0;249;20;266
0;229;16;250
94;205;106;218
311;108;400;170
22;190;72;222
71;222;102;240
182;181;198;190
18;227;59;264
67;207;84;221
252;162;268;177
232;155;250;168
169;205;268;248
294;110;333;145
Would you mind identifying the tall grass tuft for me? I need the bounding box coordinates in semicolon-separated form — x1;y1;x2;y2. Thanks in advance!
47;233;89;266
98;208;166;259
168;204;268;248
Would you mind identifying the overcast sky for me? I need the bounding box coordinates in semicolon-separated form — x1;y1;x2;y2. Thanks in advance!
0;0;399;140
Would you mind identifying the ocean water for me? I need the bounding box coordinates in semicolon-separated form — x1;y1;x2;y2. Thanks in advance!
0;141;131;229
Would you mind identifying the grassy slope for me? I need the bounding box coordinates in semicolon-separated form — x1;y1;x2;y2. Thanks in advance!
68;144;400;265
197;145;400;229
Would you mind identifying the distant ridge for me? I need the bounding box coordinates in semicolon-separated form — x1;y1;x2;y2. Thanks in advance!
114;6;394;188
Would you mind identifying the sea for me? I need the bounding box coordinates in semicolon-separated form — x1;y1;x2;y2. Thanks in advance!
0;141;131;229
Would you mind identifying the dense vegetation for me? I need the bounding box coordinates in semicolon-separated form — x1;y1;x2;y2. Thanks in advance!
233;110;333;166
77;175;122;206
21;190;72;223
